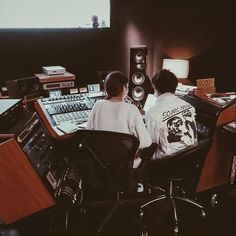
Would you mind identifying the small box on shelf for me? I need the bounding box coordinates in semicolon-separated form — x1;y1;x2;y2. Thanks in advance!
196;78;215;88
194;78;216;96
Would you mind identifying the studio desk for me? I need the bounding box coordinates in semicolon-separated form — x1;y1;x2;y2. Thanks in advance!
35;92;236;193
181;94;236;192
0;100;83;224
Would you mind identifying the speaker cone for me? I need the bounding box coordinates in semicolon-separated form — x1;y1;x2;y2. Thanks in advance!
132;72;145;85
136;63;146;70
134;50;145;63
131;86;145;101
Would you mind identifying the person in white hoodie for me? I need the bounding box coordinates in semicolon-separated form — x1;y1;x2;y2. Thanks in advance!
145;69;198;160
87;71;152;168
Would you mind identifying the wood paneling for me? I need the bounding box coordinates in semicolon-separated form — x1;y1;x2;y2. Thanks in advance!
0;138;55;224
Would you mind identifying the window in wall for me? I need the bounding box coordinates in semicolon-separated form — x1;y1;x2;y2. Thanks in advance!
0;0;110;28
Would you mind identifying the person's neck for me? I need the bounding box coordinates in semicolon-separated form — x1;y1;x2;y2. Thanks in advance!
110;96;124;102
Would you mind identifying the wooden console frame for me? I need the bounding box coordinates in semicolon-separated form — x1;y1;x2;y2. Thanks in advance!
0;138;55;224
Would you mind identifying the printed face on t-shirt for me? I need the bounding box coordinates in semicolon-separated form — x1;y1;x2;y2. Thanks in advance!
163;108;197;151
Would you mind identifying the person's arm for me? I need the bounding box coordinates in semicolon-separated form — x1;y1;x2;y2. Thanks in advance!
86;103;98;129
132;107;152;149
145;112;160;145
140;143;158;160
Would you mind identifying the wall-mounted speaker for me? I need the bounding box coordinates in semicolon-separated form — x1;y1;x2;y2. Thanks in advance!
129;46;153;107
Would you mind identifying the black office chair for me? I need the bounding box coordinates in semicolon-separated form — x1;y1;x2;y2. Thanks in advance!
139;138;212;235
74;129;148;236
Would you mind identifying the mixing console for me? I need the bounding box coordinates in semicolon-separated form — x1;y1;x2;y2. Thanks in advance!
40;94;94;126
35;92;106;139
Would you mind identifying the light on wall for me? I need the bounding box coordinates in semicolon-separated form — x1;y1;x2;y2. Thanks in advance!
162;59;189;79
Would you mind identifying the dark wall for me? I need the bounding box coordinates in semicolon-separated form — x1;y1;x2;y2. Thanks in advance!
0;0;127;87
0;0;235;92
120;0;235;92
0;28;125;87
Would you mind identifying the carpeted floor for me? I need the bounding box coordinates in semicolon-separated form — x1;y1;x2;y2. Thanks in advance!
0;185;235;236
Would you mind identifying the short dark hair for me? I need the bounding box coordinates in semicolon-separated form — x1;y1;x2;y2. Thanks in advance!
152;69;178;94
105;71;128;98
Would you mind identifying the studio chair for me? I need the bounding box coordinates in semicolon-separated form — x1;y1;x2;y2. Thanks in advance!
139;138;212;235
74;129;148;236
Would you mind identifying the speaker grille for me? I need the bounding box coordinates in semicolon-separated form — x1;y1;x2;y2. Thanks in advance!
131;86;145;101
129;46;151;106
132;72;145;85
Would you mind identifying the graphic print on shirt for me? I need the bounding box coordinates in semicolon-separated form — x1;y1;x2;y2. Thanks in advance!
162;104;197;152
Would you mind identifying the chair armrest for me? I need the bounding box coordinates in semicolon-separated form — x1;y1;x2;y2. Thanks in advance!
140;143;158;160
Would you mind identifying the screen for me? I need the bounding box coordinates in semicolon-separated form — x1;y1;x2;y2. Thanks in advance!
49;90;62;97
0;0;110;29
87;84;100;93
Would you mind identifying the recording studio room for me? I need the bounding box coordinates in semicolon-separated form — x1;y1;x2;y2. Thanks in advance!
0;0;235;236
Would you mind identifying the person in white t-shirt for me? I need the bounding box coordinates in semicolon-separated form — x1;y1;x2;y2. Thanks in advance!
145;69;198;160
87;71;152;168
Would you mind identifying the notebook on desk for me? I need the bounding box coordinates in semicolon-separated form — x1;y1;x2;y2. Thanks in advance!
57;122;79;134
57;121;88;134
143;94;157;112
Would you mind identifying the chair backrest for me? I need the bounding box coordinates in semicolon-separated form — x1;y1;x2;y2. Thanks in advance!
74;130;140;196
149;138;212;194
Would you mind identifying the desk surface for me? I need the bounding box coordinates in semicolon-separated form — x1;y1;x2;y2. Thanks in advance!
0;99;21;115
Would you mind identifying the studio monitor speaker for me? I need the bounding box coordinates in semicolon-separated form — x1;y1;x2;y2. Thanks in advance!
97;70;112;91
129;46;153;106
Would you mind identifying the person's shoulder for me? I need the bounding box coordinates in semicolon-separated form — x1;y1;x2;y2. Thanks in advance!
145;103;163;122
146;102;160;114
93;99;106;107
96;99;107;104
123;102;140;111
122;102;144;117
